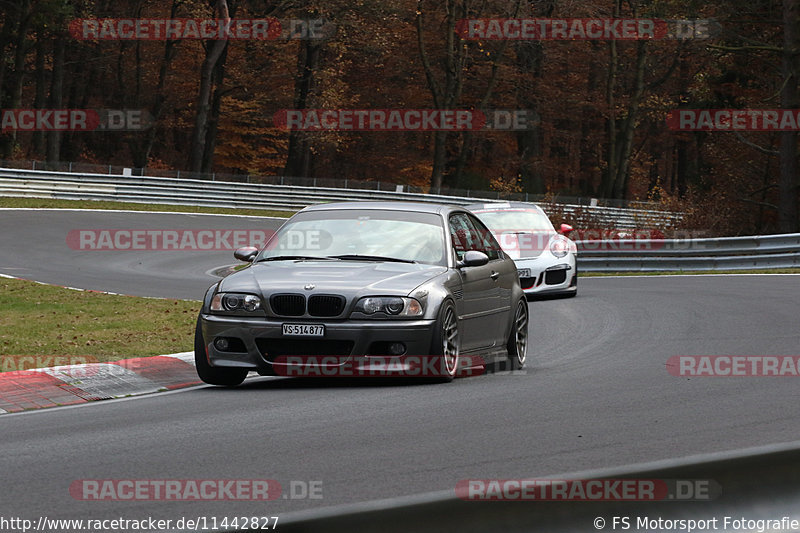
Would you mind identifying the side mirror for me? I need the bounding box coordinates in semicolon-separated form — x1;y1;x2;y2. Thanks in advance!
559;223;574;236
234;246;259;262
457;250;489;268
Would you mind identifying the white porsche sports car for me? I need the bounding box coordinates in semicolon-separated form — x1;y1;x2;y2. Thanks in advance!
467;202;578;298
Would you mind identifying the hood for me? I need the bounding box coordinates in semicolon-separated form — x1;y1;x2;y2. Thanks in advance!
219;260;448;296
494;231;555;259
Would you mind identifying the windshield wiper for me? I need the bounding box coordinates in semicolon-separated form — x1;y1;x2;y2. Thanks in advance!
257;255;338;262
329;254;417;264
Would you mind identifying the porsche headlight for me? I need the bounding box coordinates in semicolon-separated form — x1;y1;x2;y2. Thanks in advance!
210;293;263;313
550;237;570;258
354;297;423;317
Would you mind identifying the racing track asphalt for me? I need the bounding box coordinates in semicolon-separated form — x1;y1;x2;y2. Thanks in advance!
0;209;285;299
1;209;799;522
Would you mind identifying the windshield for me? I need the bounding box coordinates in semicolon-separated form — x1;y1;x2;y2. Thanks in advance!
258;209;447;266
472;208;555;234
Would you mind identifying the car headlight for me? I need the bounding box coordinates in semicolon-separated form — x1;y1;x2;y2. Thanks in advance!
353;297;423;317
550;237;570;258
210;293;263;313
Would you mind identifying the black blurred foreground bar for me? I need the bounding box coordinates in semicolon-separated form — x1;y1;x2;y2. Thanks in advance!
272;441;800;533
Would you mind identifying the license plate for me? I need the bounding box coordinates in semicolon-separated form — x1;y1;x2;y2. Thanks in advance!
517;268;532;278
282;324;325;337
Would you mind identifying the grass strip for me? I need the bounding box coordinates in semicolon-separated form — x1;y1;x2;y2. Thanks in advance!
0;276;200;370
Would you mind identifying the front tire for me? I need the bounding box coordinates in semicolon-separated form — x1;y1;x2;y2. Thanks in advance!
506;299;528;371
194;317;248;387
429;300;460;382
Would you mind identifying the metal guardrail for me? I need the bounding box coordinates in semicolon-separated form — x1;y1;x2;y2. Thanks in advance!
1;167;794;271
576;233;800;271
0;167;681;231
0;158;664;210
273;441;800;533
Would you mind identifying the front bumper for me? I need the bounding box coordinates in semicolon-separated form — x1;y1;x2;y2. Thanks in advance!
515;254;577;295
199;314;438;376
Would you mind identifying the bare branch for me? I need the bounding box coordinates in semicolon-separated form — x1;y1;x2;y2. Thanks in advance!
734;131;780;155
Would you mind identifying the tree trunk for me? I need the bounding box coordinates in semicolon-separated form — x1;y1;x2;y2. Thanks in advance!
0;14;14;105
452;0;521;187
514;42;546;195
130;1;182;169
602;0;621;199
612;40;648;199
430;131;448;191
0;0;33;158
779;0;800;232
580;44;601;196
189;0;230;173
46;35;66;165
283;38;322;177
202;53;228;173
33;35;46;156
416;0;467;190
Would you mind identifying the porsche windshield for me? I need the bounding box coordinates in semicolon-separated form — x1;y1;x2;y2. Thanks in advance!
473;208;555;233
258;210;447;266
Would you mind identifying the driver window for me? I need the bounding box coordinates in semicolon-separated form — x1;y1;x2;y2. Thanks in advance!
467;214;502;261
449;213;482;261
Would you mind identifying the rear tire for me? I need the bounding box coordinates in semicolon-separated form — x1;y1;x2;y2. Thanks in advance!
505;299;528;371
428;300;460;382
194;317;248;387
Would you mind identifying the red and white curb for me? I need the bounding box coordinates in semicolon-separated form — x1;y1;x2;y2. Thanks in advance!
0;352;200;414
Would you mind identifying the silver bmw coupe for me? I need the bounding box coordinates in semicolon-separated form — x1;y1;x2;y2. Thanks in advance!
195;201;528;386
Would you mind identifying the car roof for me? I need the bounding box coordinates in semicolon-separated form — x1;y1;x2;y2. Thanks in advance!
464;201;546;213
301;201;464;215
